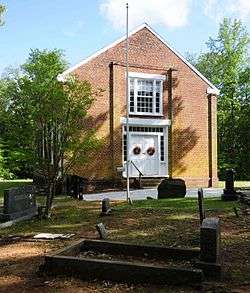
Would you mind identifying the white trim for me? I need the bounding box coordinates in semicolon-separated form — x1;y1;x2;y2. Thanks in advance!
129;76;163;116
122;124;168;178
58;23;219;92
207;87;220;95
121;117;171;126
128;72;166;80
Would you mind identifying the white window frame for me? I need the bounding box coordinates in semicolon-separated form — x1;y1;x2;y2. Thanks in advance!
128;72;166;116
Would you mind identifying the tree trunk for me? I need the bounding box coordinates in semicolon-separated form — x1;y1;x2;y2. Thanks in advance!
44;181;54;219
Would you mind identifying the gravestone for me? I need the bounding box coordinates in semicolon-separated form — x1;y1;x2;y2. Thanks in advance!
96;223;108;239
198;188;206;224
221;169;238;201
200;218;220;263
0;185;37;221
101;198;111;216
158;178;186;199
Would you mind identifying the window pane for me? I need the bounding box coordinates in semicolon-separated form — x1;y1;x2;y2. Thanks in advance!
129;78;134;112
131;77;163;114
137;79;154;113
123;134;127;162
160;135;164;161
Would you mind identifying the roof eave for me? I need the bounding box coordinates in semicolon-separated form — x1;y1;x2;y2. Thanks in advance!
58;23;219;92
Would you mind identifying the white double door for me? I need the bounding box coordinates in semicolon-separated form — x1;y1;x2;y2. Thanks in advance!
129;134;159;177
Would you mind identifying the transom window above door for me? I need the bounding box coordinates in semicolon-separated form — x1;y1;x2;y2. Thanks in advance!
129;72;165;116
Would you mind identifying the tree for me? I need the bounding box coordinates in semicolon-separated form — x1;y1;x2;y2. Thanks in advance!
0;4;5;26
0;69;33;179
187;18;250;179
4;49;101;217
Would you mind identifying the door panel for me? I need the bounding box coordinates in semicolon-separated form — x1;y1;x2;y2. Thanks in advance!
129;134;159;176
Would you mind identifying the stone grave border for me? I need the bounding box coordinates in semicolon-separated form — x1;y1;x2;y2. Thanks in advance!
42;236;222;285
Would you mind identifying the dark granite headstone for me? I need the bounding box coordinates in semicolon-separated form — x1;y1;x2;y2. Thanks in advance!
96;223;108;239
0;185;37;221
222;169;238;201
198;188;206;224
101;198;111;216
200;218;220;263
158;178;186;199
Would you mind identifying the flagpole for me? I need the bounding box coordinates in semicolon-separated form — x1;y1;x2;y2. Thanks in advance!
125;3;131;204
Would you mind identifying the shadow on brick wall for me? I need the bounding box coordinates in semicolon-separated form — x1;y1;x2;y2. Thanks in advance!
171;96;199;175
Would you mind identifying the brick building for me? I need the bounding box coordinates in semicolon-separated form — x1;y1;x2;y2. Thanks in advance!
59;23;219;187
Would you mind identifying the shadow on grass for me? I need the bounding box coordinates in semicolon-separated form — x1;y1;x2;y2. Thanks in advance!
0;197;240;245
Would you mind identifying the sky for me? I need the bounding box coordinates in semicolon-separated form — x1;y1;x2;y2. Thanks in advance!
0;0;249;75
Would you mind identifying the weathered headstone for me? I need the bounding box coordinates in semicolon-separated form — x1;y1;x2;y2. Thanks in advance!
96;223;108;239
200;218;220;263
0;185;37;221
221;169;238;201
101;198;111;216
198;188;206;224
158;178;186;199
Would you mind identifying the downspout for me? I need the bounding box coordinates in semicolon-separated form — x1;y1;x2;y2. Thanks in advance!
109;62;115;180
167;68;177;178
208;94;213;187
207;87;219;187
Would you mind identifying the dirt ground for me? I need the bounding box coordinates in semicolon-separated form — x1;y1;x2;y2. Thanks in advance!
0;238;199;293
0;198;249;292
1;234;249;292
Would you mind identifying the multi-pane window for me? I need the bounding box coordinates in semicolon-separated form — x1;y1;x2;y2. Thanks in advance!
129;77;163;115
123;134;127;162
129;79;135;112
124;126;163;133
160;135;165;161
156;81;161;113
137;80;153;113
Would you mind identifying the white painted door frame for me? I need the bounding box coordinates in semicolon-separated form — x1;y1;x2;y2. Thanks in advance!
121;118;170;178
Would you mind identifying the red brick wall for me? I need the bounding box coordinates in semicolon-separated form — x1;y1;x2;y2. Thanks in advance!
71;27;218;187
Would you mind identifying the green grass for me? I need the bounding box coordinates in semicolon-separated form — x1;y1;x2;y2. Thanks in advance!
117;197;236;211
0;196;239;239
0;179;32;202
217;180;250;188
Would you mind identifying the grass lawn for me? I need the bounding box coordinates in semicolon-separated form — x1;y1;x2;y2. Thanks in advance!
0;195;249;292
217;181;250;188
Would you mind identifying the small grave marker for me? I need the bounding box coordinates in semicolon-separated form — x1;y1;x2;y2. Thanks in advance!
96;223;108;239
222;169;238;201
198;188;205;224
101;198;111;216
200;217;220;263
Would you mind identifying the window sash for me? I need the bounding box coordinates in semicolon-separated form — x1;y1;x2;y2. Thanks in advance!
129;77;163;115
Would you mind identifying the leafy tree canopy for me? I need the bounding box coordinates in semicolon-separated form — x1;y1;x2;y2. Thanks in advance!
0;4;5;26
1;49;101;217
187;18;250;179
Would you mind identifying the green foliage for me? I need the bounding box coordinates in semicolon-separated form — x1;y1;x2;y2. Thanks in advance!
0;70;35;178
0;49;101;215
0;145;14;179
0;4;5;26
187;18;250;180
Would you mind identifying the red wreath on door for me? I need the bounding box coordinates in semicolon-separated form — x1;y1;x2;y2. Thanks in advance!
133;146;141;155
147;146;155;156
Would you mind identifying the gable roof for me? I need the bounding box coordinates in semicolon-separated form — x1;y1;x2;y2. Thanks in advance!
58;23;219;94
